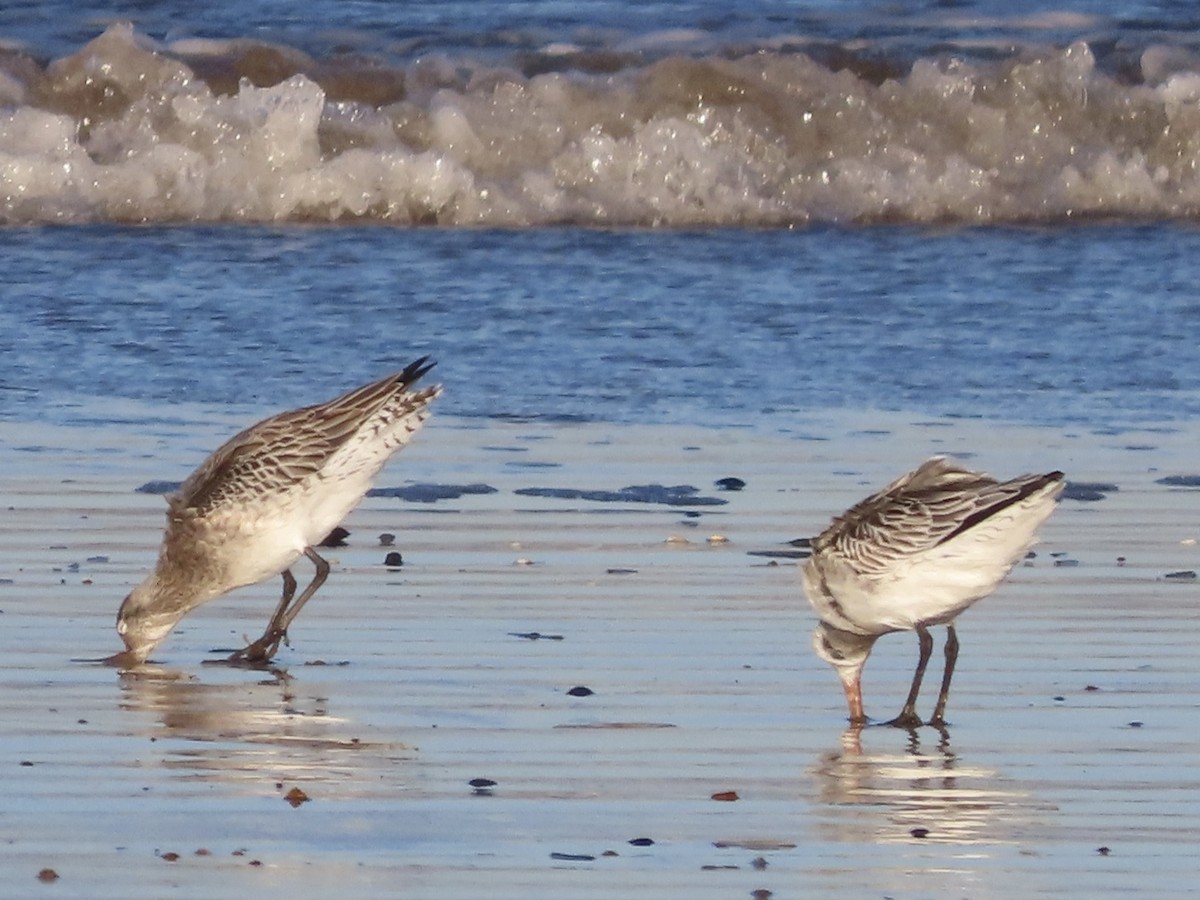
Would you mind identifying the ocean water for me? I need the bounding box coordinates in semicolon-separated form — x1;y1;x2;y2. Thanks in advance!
2;3;1200;437
2;222;1199;432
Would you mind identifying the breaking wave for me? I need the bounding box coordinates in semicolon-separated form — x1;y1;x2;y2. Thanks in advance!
6;23;1200;226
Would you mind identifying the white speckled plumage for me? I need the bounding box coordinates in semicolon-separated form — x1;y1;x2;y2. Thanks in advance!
110;358;441;666
803;456;1064;727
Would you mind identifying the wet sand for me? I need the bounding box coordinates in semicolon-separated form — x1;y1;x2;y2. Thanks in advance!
2;405;1199;897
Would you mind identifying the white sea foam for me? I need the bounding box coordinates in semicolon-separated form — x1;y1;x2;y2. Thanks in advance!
4;23;1200;225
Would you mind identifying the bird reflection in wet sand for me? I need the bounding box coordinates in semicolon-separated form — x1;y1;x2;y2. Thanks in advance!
811;726;1031;847
804;457;1064;727
106;359;441;667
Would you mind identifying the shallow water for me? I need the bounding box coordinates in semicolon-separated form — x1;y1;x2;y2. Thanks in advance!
3;408;1199;896
2;224;1200;432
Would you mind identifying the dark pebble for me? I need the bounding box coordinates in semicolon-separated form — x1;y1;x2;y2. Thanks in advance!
383;552;404;567
751;890;773;899
134;480;182;494
1097;846;1111;856
628;837;654;846
379;533;396;547
514;484;727;506
910;827;930;839
1163;570;1196;581
567;686;594;697
1053;696;1065;702
368;483;499;502
550;852;595;862
318;527;350;548
1129;721;1143;728
1063;481;1117;501
715;477;746;491
508;631;564;641
751;857;768;870
1154;474;1200;487
1085;685;1100;692
468;778;497;789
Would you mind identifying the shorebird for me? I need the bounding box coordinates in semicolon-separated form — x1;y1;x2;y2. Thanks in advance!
803;457;1064;728
106;358;442;667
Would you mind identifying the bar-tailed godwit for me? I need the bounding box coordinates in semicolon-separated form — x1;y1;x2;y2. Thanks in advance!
107;358;441;667
803;457;1064;728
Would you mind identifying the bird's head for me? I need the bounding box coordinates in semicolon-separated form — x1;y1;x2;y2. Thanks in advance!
108;577;189;666
811;622;878;726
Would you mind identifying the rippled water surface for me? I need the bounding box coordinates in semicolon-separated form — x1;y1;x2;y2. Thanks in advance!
2;224;1199;431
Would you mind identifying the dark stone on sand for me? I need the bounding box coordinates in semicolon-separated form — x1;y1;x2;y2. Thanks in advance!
509;632;564;640
135;480;181;494
1063;481;1118;501
318;526;350;547
468;778;497;789
1155;474;1200;487
628;837;655;846
515;484;727;506
910;828;930;839
747;549;810;559
550;852;595;862
715;477;745;491
379;533;395;546
367;483;498;502
1162;570;1196;581
383;552;403;567
1097;846;1111;856
567;685;594;697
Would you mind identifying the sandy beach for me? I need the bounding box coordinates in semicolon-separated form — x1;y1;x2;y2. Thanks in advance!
2;404;1199;897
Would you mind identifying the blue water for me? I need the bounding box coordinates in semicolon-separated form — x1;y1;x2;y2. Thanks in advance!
1;224;1197;431
2;3;1200;433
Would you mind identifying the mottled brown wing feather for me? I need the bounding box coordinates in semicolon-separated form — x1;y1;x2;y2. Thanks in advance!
814;458;1057;576
171;359;435;517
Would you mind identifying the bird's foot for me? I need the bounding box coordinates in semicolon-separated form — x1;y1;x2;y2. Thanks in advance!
225;628;287;667
882;710;924;730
